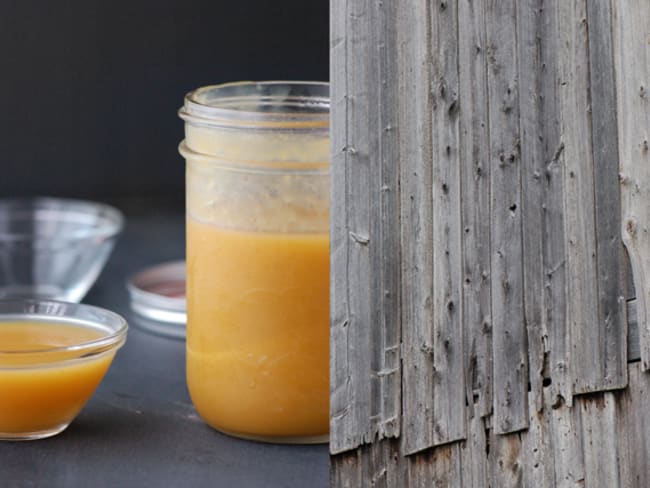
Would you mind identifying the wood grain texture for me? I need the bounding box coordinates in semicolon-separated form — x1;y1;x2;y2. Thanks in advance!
545;388;585;487
485;0;529;434
332;365;650;487
580;394;621;487
515;0;549;414
329;0;360;454
628;300;640;361
329;0;403;455
370;0;401;443
429;0;467;447
615;364;650;487
521;393;554;487
541;0;572;409
329;0;372;454
330;0;650;484
586;0;628;391
558;0;601;396
462;412;489;488
398;0;437;456
458;0;494;421
490;432;524;487
614;0;650;371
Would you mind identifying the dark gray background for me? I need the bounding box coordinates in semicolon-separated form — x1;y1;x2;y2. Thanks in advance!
0;1;329;200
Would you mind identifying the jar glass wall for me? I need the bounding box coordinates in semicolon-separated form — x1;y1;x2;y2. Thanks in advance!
179;81;329;443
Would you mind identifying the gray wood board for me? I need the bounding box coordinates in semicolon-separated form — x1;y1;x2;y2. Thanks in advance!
329;0;647;478
398;0;438;455
429;0;467;447
485;0;529;434
586;0;628;391
516;0;551;414
332;363;650;487
458;0;494;422
329;0;403;455
614;0;650;371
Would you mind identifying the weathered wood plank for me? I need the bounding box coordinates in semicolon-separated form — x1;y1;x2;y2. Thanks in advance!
628;300;640;362
379;440;407;488
329;0;353;454
613;0;650;371
407;444;463;488
330;0;403;455
586;0;628;391
365;0;383;448
540;0;571;408
485;0;528;434
331;439;408;488
580;393;621;487
430;0;466;447
370;0;401;443
521;391;555;487
615;363;650;487
330;0;650;484
461;413;489;488
459;0;493;421
399;0;437;456
330;0;373;454
331;363;650;487
489;432;524;487
331;448;362;488
545;387;585;487
516;0;548;414
558;0;601;396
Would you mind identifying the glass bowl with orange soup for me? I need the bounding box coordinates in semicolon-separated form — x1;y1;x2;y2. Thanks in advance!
0;299;127;440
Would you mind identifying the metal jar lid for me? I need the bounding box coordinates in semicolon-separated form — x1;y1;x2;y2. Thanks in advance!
126;260;186;339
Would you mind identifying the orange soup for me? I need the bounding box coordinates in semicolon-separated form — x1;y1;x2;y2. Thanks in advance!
186;216;329;440
0;321;114;436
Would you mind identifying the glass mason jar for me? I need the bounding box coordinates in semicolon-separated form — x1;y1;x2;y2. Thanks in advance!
178;81;329;443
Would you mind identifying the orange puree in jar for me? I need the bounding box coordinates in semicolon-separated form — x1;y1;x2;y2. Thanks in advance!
0;321;114;436
186;217;329;440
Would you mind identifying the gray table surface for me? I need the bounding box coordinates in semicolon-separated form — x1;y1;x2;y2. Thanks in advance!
0;199;329;488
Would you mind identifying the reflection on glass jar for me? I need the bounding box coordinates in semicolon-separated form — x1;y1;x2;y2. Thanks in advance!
179;81;329;443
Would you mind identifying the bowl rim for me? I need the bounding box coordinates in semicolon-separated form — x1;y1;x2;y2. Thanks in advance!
0;197;124;243
0;299;128;359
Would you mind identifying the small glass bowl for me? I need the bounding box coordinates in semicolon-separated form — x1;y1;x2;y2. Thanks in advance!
0;299;127;440
0;197;124;302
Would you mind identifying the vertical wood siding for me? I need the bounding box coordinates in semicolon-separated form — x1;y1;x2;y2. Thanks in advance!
330;0;650;484
329;0;403;455
615;0;650;371
458;0;493;421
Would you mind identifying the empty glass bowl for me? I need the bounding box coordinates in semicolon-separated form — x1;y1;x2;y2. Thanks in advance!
0;198;124;302
0;299;128;440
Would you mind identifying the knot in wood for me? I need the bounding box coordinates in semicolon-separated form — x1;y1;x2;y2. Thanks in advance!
626;218;638;238
447;99;459;118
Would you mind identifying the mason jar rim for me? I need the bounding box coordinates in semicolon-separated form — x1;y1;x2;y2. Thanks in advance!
179;81;329;130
